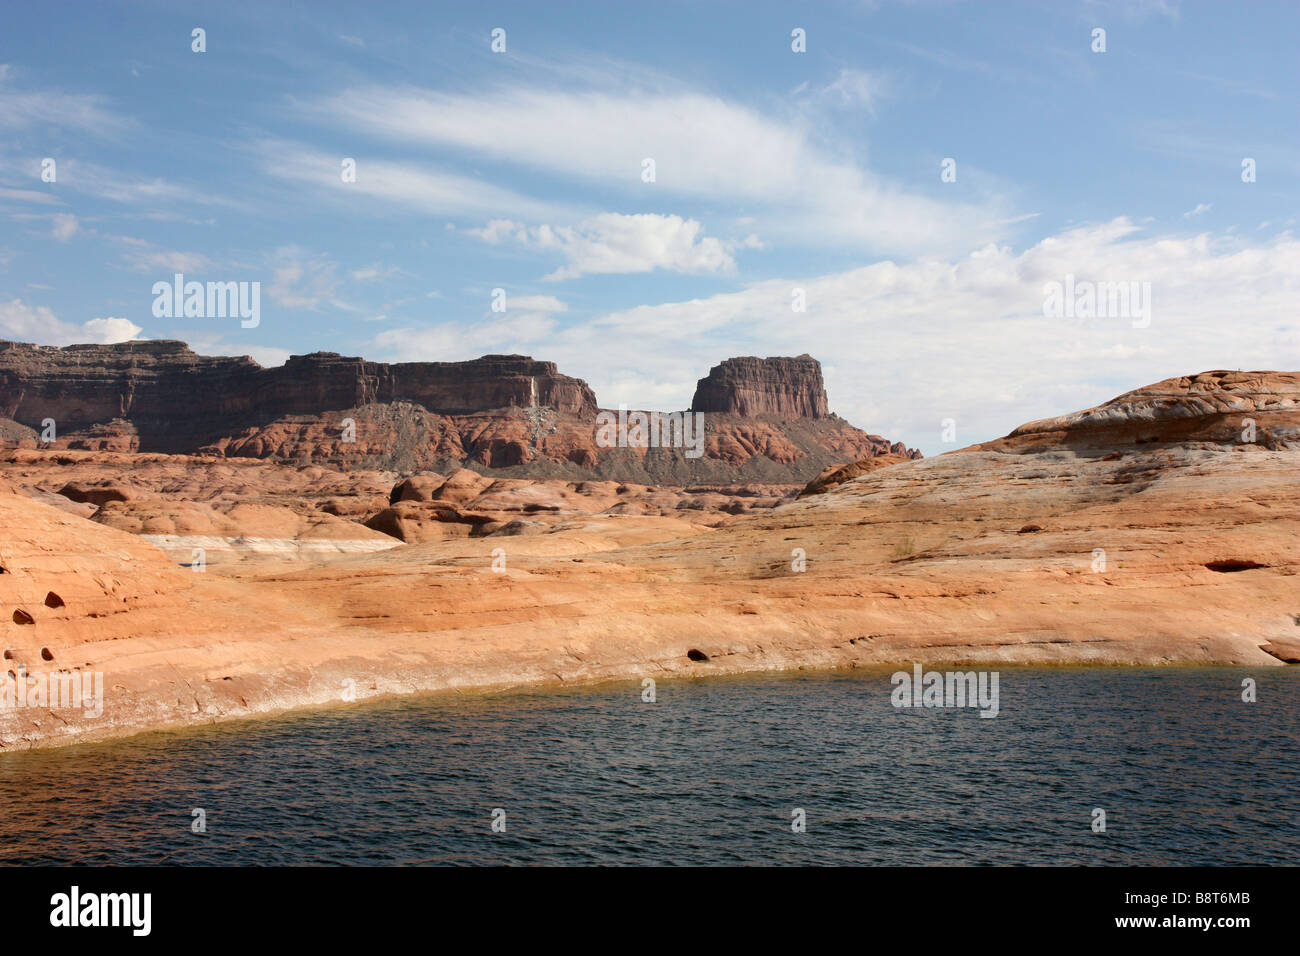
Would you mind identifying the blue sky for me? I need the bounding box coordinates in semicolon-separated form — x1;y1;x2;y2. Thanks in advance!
1;0;1297;454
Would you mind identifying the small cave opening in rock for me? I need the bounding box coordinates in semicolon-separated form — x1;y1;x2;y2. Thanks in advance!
44;591;65;608
686;648;710;662
1;650;11;660
12;609;34;625
40;647;54;662
1205;560;1268;573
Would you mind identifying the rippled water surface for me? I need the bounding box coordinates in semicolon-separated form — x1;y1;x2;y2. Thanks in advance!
0;668;1296;865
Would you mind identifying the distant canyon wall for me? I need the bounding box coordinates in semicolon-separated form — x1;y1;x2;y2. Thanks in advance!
0;340;918;482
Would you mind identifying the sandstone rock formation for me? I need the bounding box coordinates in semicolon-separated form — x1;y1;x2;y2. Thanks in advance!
0;340;916;483
0;446;801;546
798;453;915;497
363;468;794;543
0;339;595;449
690;354;830;418
998;370;1300;450
2;368;1295;752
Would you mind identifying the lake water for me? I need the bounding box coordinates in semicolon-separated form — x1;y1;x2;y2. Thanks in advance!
0;668;1295;865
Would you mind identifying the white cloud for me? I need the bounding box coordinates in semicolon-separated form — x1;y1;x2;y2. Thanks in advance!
1183;203;1212;218
0;74;125;135
370;310;558;360
350;264;398;281
471;213;744;279
80;317;143;342
0;187;61;205
122;247;212;274
51;213;79;241
257;141;576;223
266;247;356;312
307;84;1011;255
507;294;567;313
818;69;891;113
388;219;1298;454
368;292;570;360
36;159;242;210
0;299;142;345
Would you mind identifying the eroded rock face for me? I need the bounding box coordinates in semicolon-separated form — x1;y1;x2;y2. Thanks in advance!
691;354;830;419
798;453;914;498
0;341;597;453
0;341;917;482
0;447;803;549
1001;371;1300;450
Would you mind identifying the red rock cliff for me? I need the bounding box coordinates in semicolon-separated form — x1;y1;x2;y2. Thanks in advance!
0;340;596;451
690;354;830;419
0;340;917;481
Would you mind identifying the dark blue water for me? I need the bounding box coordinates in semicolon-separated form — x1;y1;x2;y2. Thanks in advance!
0;668;1295;865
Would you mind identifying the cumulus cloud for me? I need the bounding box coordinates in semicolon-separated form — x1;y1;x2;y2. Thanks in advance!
386;219;1299;455
0;299;142;345
80;317;144;342
470;213;750;279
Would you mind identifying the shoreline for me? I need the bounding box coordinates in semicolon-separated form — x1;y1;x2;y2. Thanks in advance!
1;632;1291;754
3;656;1292;757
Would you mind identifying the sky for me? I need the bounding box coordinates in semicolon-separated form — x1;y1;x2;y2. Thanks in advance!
1;0;1297;455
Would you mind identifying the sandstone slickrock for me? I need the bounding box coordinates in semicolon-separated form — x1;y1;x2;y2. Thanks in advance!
0;446;800;544
1000;370;1300;450
0;340;916;482
1;368;1296;752
798;453;914;498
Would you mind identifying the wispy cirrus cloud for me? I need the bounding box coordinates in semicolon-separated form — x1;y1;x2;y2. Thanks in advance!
51;158;239;208
301;83;1014;256
0;66;128;134
255;140;580;223
266;247;357;312
50;213;79;241
0;186;61;206
805;68;893;114
103;235;214;274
